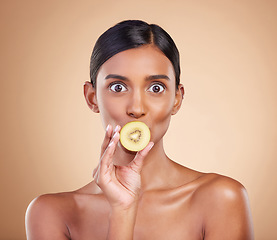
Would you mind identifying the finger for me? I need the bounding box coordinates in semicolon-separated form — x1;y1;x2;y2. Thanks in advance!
92;166;100;184
96;124;113;181
113;125;121;138
99;131;120;175
96;126;120;185
92;164;99;179
100;124;113;157
129;142;154;173
100;125;121;157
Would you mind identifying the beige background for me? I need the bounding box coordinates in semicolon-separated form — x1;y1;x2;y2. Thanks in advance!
1;0;276;239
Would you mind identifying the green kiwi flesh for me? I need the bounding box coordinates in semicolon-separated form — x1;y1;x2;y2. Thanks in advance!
120;121;151;152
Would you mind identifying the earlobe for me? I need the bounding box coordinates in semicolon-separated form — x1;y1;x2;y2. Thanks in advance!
83;81;99;113
171;84;184;115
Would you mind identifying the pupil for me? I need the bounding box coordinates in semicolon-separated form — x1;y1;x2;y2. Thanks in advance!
115;85;122;92
153;85;160;92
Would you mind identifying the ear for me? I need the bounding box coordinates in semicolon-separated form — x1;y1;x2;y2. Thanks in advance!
171;84;185;115
84;81;99;113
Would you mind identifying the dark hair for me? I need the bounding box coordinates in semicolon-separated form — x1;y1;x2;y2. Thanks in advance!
90;20;180;89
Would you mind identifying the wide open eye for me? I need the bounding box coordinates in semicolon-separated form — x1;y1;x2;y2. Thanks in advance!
148;83;165;93
109;83;127;92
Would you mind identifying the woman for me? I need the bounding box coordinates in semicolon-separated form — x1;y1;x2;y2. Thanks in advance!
25;20;254;239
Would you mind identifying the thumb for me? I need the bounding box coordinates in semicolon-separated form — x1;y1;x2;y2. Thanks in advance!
128;142;154;173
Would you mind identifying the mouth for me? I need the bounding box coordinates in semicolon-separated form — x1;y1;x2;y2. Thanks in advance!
118;121;151;152
120;121;150;129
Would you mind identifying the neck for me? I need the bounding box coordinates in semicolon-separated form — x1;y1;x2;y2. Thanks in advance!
114;139;173;192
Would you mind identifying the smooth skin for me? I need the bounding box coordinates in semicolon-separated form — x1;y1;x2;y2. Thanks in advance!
25;45;254;239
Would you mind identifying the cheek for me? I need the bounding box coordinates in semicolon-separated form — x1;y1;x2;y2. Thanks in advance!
148;95;175;140
97;92;127;127
149;92;175;119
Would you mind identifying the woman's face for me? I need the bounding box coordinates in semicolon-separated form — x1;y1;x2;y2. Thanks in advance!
87;44;183;145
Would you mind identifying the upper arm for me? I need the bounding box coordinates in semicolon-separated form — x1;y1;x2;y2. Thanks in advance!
25;194;70;240
200;175;254;240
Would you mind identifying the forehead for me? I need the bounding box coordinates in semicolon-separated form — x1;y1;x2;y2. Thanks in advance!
97;45;175;81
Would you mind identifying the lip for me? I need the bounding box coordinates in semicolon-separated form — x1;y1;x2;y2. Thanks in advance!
120;120;150;130
119;120;152;143
117;122;152;153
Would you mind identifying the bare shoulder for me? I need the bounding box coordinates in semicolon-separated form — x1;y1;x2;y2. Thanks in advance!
25;182;106;239
25;192;76;239
26;192;76;216
26;181;98;218
191;173;254;240
195;173;248;200
174;166;248;205
192;173;251;216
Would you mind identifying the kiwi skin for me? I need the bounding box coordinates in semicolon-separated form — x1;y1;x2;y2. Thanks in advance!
119;121;151;152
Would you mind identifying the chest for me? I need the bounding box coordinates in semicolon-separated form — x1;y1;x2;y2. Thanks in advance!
68;193;203;240
134;195;203;240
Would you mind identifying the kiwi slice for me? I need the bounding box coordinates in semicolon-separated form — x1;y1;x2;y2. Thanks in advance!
120;121;151;152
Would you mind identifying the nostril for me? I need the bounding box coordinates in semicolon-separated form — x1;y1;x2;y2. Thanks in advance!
127;108;146;118
128;112;145;119
127;94;146;118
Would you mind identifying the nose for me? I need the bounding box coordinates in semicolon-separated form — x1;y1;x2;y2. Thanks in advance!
127;90;146;119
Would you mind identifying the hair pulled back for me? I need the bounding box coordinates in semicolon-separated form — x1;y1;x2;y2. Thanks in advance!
90;20;180;88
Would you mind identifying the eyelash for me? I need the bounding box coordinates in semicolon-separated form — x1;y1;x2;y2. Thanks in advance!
148;83;166;93
108;81;166;93
109;82;127;92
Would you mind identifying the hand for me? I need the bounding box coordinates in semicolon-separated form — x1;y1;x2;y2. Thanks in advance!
93;124;154;210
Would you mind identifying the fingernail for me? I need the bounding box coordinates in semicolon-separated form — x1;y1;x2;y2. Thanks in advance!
112;132;119;139
149;142;154;150
114;125;120;132
108;141;114;147
106;124;110;132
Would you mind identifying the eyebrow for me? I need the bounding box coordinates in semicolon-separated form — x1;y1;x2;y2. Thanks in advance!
105;74;128;81
104;74;170;81
146;75;170;81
